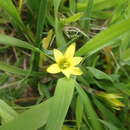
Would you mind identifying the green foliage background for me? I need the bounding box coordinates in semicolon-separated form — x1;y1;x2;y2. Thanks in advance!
0;0;130;130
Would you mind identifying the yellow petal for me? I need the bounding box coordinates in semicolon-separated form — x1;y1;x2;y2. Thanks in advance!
47;64;61;74
61;69;71;78
64;43;76;59
71;67;83;75
72;57;83;66
111;99;125;107
106;94;123;99
54;49;63;63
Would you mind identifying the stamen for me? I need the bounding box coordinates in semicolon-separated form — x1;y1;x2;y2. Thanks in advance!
59;59;70;69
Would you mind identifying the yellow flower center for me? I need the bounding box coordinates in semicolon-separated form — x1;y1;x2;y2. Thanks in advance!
59;59;70;69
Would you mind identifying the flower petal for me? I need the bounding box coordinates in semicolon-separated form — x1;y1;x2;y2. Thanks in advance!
61;69;71;78
47;64;61;74
71;67;83;75
64;43;76;59
54;49;63;63
72;57;83;66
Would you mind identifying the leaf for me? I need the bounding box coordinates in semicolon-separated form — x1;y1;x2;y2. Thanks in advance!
0;34;52;60
0;98;52;130
76;96;84;130
0;61;46;77
75;83;103;130
53;0;66;47
87;67;113;82
77;0;118;11
36;0;48;43
80;0;94;31
76;18;130;56
0;74;9;85
69;0;76;13
26;0;41;13
115;83;130;96
99;119;119;130
38;84;50;98
0;99;18;124
0;0;35;41
46;78;75;130
34;0;49;70
53;0;62;14
121;48;130;61
0;35;38;51
0;61;28;76
92;96;122;128
0;0;25;31
55;21;66;47
60;13;83;25
93;0;118;11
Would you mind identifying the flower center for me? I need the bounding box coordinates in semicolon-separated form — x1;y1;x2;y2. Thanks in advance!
59;59;70;69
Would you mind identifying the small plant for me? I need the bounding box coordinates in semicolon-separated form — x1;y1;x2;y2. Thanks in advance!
0;0;130;130
47;43;83;78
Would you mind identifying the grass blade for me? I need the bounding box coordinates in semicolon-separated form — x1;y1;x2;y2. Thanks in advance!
87;67;113;82
53;0;66;47
81;0;94;32
0;99;18;124
46;78;75;130
0;0;25;31
76;83;103;130
0;61;46;77
76;96;84;130
92;96;122;128
99;119;119;130
0;35;38;51
76;18;130;56
26;0;41;13
0;61;28;76
36;0;48;43
53;0;62;15
0;99;52;130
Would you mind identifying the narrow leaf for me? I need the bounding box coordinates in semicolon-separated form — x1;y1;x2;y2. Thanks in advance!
87;67;113;82
0;35;38;51
76;83;103;130
60;13;83;25
76;96;84;130
0;99;52;130
36;0;48;43
0;61;46;77
0;99;18;124
92;96;122;128
46;78;75;130
99;119;119;130
0;0;25;31
76;18;130;56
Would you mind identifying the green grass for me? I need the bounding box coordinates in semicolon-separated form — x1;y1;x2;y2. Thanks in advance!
0;0;130;130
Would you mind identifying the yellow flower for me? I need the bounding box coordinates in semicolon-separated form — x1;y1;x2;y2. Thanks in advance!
97;92;125;110
47;43;83;78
